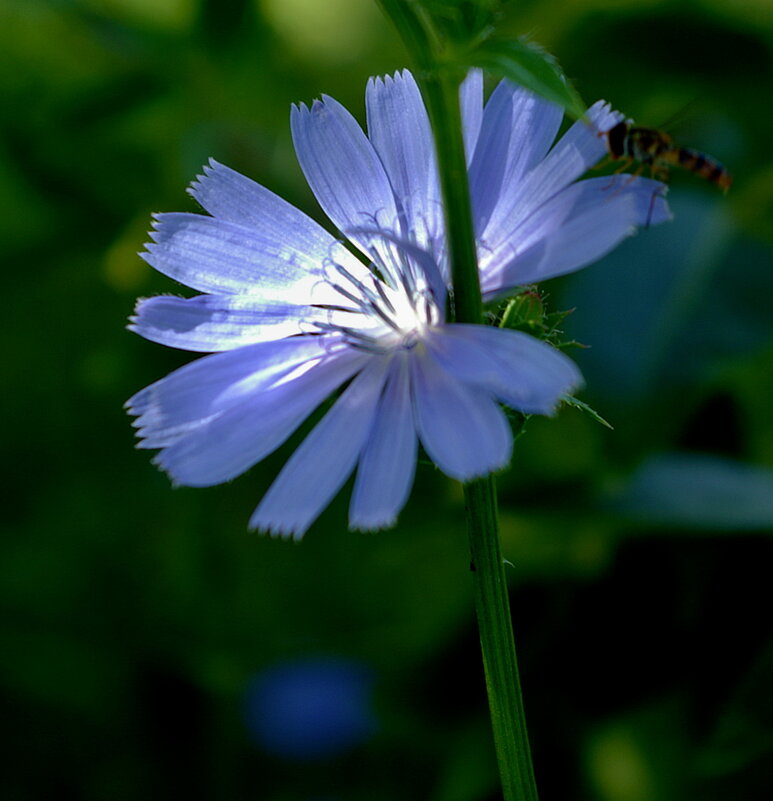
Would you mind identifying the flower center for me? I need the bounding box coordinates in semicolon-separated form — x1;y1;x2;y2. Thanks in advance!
311;243;443;354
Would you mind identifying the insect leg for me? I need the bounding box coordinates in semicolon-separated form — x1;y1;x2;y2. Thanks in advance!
603;156;635;191
644;184;668;228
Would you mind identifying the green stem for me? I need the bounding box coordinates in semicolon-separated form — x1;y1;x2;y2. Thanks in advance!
421;70;540;801
420;70;482;325
376;4;540;795
464;478;539;801
374;0;432;65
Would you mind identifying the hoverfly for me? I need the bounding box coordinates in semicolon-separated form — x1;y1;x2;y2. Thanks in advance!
602;120;732;192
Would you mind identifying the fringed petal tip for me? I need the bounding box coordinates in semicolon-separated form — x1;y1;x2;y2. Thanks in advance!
588;100;624;134
134;437;161;450
371;69;414;89
144;218;164;245
127;294;168;325
454;455;512;483
348;515;398;534
150;458;212;491
198;156;223;179
250;506;401;539
299;97;328;116
186;159;220;199
146;211;192;239
247;515;308;540
150;451;210;489
124;385;151;416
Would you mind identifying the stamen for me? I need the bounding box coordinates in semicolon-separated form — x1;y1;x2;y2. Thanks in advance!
373;275;397;315
310;230;444;354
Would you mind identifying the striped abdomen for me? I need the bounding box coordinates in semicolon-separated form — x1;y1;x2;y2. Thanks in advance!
660;147;733;191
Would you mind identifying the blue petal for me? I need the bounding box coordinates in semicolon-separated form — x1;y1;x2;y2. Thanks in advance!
426;325;582;414
188;159;340;262
126;337;346;448
365;71;442;253
460;69;484;164
469;81;563;235
291;97;399;257
250;357;391;537
481;176;671;294
155;344;368;487
601;175;672;227
482;100;623;247
350;353;417;531
410;349;512;480
142;213;332;297
130;294;319;351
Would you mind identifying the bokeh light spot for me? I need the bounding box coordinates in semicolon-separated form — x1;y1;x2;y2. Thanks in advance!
260;0;380;64
243;656;377;761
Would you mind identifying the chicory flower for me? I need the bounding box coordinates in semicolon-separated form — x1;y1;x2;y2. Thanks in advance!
127;70;670;536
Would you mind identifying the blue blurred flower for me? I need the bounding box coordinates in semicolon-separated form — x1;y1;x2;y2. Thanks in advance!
127;70;670;536
243;657;376;761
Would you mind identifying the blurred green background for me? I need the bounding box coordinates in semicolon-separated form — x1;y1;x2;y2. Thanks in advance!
3;0;773;799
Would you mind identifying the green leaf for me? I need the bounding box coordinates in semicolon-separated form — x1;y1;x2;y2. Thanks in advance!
607;453;773;530
413;0;500;46
498;289;545;333
562;395;614;430
467;37;586;119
